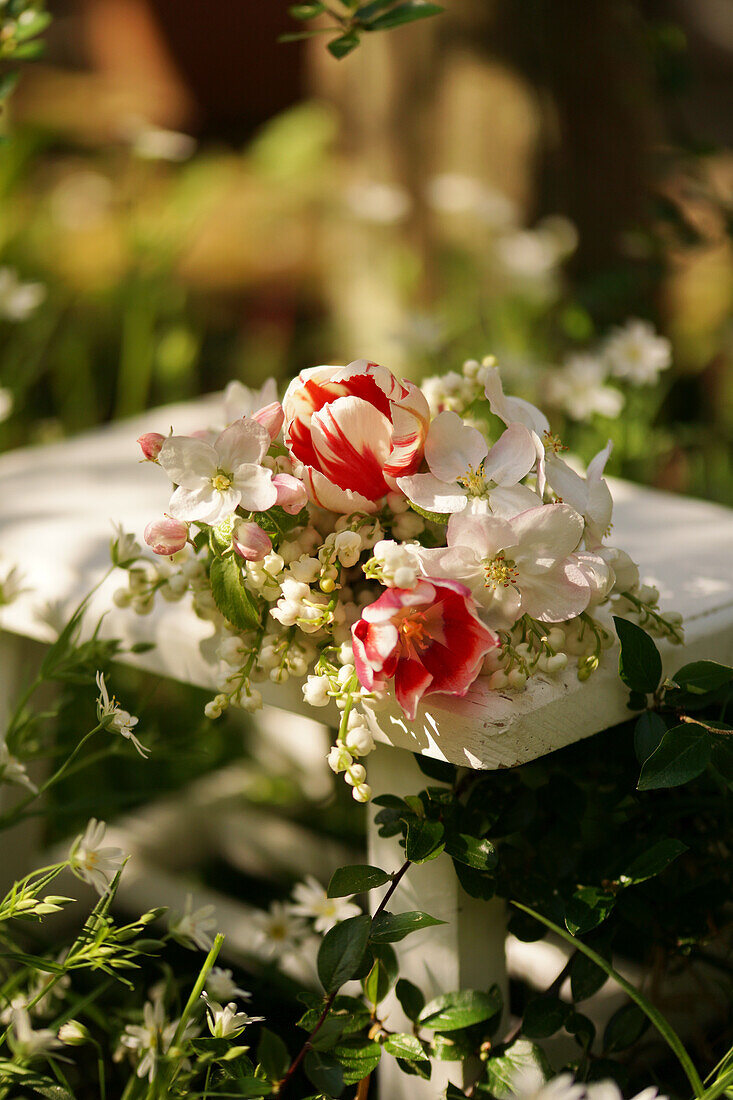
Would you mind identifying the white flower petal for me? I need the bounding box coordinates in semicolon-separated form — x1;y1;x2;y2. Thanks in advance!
519;559;590;622
483;423;536;486
484;367;550;435
169;483;239;524
447;512;514;560
159;437;217;489
510;504;584;569
215;419;270;470
425;411;488;483
232;464;277;512
396;472;468;514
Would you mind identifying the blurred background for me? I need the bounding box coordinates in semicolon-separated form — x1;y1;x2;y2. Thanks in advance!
0;0;731;501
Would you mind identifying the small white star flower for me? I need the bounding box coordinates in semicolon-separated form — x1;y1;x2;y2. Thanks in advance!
603;319;672;386
8;1006;61;1060
546;355;624;421
0;267;45;322
252;901;308;960
289;875;361;934
96;671;149;758
201;994;264;1039
205;967;251;1004
0;738;37;794
169;893;217;952
70;818;126;895
118;994;194;1083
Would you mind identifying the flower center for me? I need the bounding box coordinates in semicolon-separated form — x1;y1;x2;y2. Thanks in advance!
83;851;99;870
483;553;519;590
457;463;487;497
212;471;233;492
543;430;566;454
399;611;429;654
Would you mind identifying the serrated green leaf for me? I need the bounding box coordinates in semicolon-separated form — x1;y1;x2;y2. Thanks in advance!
603;1003;648;1052
304;1049;344;1095
565;886;615;936
209;553;261;631
370;910;445;942
318;914;371;993
331;1039;381;1084
289;1;326;18
328;864;391;897
613;616;662;694
257;1028;289;1081
484;1039;551;1098
637;725;711;790
418;986;502;1031
570;949;608;1002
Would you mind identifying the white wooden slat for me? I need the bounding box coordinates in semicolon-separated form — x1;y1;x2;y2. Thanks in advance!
0;396;731;770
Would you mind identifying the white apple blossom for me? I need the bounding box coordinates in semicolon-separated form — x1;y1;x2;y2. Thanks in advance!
70;818;127;895
604;318;671;385
545;441;614;546
483;366;552;495
289;875;361;933
201;994;264;1039
169;894;217;952
546;355;624;421
96;671;148;758
421;504;597;630
222;377;279;424
159;420;277;525
397;411;538;517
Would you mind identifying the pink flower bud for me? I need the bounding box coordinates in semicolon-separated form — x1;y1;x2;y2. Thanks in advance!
252;401;284;441
233;521;272;562
144;517;188;556
273;473;308;515
137;432;164;461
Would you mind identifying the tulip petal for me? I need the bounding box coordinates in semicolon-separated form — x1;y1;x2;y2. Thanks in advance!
301;466;380;514
385;379;430;478
311;395;393;500
394;658;433;721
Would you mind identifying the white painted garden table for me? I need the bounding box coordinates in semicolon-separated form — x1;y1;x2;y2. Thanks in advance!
1;395;732;1098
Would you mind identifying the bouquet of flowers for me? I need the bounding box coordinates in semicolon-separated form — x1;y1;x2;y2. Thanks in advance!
120;357;683;801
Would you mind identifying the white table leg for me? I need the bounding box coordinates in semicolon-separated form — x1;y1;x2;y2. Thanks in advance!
0;631;47;891
367;745;508;1099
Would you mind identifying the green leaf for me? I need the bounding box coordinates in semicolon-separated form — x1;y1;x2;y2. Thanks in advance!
413;754;456;783
613;617;662;694
363;944;398;1005
484;1039;551;1099
603;1003;648;1052
634;711;667;764
444;833;497;872
570;950;608;1002
209;554;261;631
366;2;444;31
0;70;19;101
328;864;391;898
565;886;615;936
522;995;570;1039
405;818;444;862
289;1;326;18
318;914;371;993
370;910;445;942
405;501;450;525
565;1010;596;1048
395;978;425;1022
418;987;502;1032
510;900;704;1098
224;1081;273;1098
672;660;733;695
331;1039;381;1084
257;1028;289;1081
384;1032;427;1060
327;31;360;58
637;725;711;790
620;839;687;885
304;1049;344;1096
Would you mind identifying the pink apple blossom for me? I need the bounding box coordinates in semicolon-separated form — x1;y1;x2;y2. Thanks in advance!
252;401;284;441
233;520;272;562
397;411;538;517
144;517;188;555
352;578;498;720
545;441;613;546
272;473;308;515
137;432;165;461
421;504;597;630
282;359;429;514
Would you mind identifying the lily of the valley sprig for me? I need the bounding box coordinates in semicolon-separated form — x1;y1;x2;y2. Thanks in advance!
119;358;684;801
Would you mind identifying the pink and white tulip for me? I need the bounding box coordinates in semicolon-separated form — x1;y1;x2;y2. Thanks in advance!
233;521;272;562
137;432;165;461
158;420;277;525
421;504;597;630
352;578;498;720
144;517;188;555
397;411;538;517
282;359;429;514
272;473;308;515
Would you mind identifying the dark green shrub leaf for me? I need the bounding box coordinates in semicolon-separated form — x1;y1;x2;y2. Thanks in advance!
363;944;397;1004
444;832;497;871
210;554;261;631
413;754;456;783
256;1029;289;1081
384;1032;426;1060
565;1010;596;1048
634;711;667;764
418;986;502;1031
620;839;687;885
613;617;662;694
405;818;444;862
603;1003;648;1052
570;950;608;1002
370;910;445;942
637;725;711;790
565;886;615;935
304;1049;344;1095
317;914;371;993
289;1;326;17
484;1039;551;1098
672;660;733;695
327;31;360;57
522;995;570;1039
328;865;390;897
395;978;425;1021
331;1039;381;1084
366;1;444;30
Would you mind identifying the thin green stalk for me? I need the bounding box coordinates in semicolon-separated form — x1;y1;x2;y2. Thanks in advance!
0;724;102;830
511;900;704;1098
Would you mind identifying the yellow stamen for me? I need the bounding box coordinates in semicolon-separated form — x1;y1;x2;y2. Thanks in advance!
212;472;233;492
483;553;519;590
543;430;567;455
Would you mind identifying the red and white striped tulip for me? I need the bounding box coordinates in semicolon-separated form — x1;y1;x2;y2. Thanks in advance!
352;578;498;720
282;359;429;514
